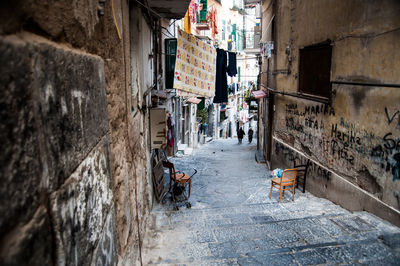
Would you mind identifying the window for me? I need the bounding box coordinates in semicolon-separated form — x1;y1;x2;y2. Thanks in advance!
298;42;332;98
165;38;177;89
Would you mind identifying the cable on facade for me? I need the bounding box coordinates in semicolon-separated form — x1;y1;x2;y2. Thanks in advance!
161;26;175;38
112;0;122;39
236;57;259;60
260;84;330;104
161;31;173;38
333;27;400;43
169;19;177;27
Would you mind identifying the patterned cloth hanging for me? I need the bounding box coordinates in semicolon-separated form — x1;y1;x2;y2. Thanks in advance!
174;28;216;98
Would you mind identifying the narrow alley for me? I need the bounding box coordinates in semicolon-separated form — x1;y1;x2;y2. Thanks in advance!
1;0;400;265
143;139;400;265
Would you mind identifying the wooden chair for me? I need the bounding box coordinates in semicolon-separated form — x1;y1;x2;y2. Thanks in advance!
293;159;311;193
162;160;192;198
269;168;298;202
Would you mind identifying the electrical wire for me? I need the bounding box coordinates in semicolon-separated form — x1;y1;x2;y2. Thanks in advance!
333;27;400;43
236;57;259;60
161;31;173;38
169;19;177;27
112;0;122;40
161;26;175;38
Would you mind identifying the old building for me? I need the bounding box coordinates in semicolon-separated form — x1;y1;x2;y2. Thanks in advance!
258;0;400;226
0;0;190;265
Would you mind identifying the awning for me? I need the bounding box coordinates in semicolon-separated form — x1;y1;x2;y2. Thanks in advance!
196;22;210;30
187;97;202;104
146;0;191;18
252;90;267;99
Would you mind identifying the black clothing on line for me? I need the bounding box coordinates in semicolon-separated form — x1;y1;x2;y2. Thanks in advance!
227;52;237;77
214;48;228;103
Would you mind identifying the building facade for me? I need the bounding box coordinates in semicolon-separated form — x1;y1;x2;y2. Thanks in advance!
258;0;400;226
0;0;190;264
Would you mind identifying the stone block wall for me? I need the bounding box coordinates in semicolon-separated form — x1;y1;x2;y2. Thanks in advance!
0;34;116;265
0;0;153;265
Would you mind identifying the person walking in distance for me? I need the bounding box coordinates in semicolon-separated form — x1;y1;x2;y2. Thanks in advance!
248;127;254;143
237;127;245;144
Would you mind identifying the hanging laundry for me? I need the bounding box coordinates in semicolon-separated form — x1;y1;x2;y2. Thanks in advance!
227;52;237;77
207;7;218;41
188;0;197;24
213;48;228;103
184;10;191;34
173;28;216;97
212;8;218;35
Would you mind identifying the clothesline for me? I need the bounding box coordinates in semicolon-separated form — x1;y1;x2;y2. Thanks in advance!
213;47;238;54
236;57;259;60
231;75;259;78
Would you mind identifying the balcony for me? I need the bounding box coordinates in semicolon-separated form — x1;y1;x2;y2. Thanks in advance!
196;22;210;31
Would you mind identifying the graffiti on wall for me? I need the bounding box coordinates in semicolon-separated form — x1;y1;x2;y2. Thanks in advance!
50;139;115;265
370;132;400;181
284;103;361;166
285;104;333;133
385;107;400;125
274;142;332;180
283;103;399;181
93;210;117;266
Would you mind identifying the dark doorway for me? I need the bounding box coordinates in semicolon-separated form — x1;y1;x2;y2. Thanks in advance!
264;92;274;166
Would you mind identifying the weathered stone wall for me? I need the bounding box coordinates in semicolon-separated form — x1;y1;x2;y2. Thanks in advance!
0;34;115;265
0;0;153;265
266;0;400;225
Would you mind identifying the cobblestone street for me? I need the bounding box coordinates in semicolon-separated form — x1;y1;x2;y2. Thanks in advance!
142;139;400;265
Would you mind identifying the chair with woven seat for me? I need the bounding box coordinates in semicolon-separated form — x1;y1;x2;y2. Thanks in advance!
162;160;192;198
269;168;298;202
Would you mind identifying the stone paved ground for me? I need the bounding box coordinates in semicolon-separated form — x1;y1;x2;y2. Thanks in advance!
142;139;400;265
